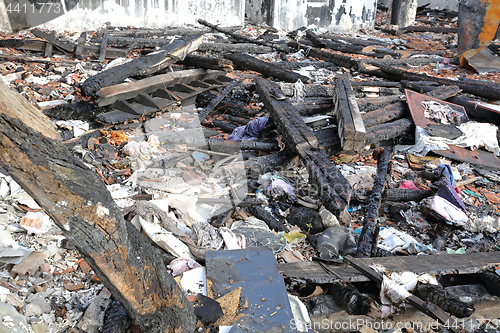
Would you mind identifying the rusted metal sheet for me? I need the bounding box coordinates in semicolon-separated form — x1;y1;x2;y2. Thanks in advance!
405;89;468;127
433;145;500;170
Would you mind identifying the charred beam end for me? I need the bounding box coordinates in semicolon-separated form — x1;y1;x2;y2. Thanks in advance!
334;78;366;152
254;77;352;224
377;65;500;100
81;35;203;96
356;146;393;258
413;282;475;318
478;269;500;297
0;113;196;332
329;280;373;315
287;41;360;69
224;53;310;83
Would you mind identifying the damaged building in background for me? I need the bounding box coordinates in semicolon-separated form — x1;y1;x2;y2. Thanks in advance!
1;0;500;332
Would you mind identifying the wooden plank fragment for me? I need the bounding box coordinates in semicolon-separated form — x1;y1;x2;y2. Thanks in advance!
99;32;108;62
0;113;196;332
31;29;75;53
75;32;87;58
0;82;60;140
81;35;204;96
96;69;223;106
278;251;500;283
334;78;366;151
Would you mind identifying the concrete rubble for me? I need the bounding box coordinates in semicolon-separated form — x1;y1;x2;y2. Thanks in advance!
0;3;500;333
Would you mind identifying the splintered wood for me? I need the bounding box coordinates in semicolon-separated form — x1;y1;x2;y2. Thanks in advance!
334;78;366;152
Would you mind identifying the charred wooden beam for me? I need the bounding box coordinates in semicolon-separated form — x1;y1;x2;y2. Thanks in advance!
357;95;402;112
365;118;413;145
287;41;360;68
334;78;366;151
414;282;475;318
401;26;458;34
362;85;461;127
222;114;249;125
294;98;334;116
242;150;294;176
81;35;203;96
247;205;287;232
0;82;60;140
279;83;335;98
376;65;500;100
329;280;373;315
95;69;220;107
198;19;290;54
197;79;238;123
224;53;310;83
180;54;223;70
356;146;393;258
478;269;500;297
0;114;195;332
31;29;75;53
305;30;326;48
198;42;274;54
212;120;238;133
208;139;279;152
255;77;352;223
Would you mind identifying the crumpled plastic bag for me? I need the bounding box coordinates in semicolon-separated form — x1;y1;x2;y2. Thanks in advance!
267;176;297;202
228;117;269;141
167;258;201;277
377;227;435;254
372;265;438;317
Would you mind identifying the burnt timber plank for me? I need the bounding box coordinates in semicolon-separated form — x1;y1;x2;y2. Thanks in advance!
0;114;195;332
224;53;310;83
96;69;223;106
0;82;60;140
31;29;75;53
335;78;366;151
75;32;86;59
99;31;108;62
255;77;352;223
81;35;203;96
278;251;500;283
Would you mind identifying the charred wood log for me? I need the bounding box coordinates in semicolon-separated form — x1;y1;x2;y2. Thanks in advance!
81;35;203;96
294;98;334;116
31;29;75;53
44;101;110;121
197;79;238;123
329;280;374;315
357;95;402;112
376;65;500;100
401;26;458;34
413;282;475;318
180;54;222;70
222;114;249;125
198;42;274;54
478;269;500;297
102;300;131;333
224;53;310;83
208;139;279;152
362;85;461;127
365;118;413;144
198;19;291;54
255;77;352;223
356;146;393;258
351;81;401;87
212;120;238;133
247;205;287;232
243;150;294;176
305;30;326;48
287;41;359;68
0;114;196;332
